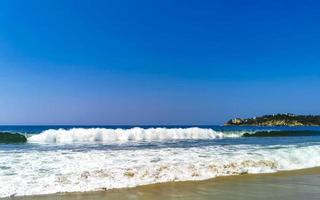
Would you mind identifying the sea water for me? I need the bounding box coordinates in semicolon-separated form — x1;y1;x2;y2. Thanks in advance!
1;125;320;198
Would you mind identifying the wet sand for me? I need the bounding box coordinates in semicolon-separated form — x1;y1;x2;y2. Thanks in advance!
7;167;320;200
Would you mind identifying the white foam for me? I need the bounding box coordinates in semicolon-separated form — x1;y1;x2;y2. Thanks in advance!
27;127;242;143
1;143;320;197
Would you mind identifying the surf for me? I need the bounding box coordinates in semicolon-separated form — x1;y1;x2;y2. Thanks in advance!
27;127;242;143
26;128;320;144
1;143;320;197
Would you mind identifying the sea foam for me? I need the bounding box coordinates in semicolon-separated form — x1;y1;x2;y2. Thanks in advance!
1;144;320;197
2;127;319;198
27;127;242;143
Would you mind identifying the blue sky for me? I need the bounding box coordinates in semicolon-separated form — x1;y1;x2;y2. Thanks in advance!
0;0;320;125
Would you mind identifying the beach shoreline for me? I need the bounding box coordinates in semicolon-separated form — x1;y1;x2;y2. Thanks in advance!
7;167;320;200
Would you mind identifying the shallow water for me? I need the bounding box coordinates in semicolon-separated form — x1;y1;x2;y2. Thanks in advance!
8;168;320;200
1;126;320;198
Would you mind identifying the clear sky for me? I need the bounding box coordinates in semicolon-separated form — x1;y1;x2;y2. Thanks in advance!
0;0;319;125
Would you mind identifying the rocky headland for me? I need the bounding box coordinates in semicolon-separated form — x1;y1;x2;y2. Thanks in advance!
225;113;320;126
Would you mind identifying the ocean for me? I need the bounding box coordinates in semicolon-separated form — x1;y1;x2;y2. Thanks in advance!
1;125;320;198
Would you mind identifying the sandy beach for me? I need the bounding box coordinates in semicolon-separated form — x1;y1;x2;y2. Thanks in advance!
7;167;320;200
2;0;320;199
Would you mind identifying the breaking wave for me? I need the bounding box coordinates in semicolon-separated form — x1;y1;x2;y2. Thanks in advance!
27;127;243;143
1;144;320;197
2;127;320;197
0;127;314;145
0;132;27;143
26;128;320;144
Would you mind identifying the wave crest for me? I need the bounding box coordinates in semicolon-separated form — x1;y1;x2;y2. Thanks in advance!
27;127;241;143
0;132;27;143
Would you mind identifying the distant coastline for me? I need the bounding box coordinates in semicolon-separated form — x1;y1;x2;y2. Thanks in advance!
225;113;320;126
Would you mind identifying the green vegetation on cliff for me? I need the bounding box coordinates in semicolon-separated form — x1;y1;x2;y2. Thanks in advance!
225;114;320;126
